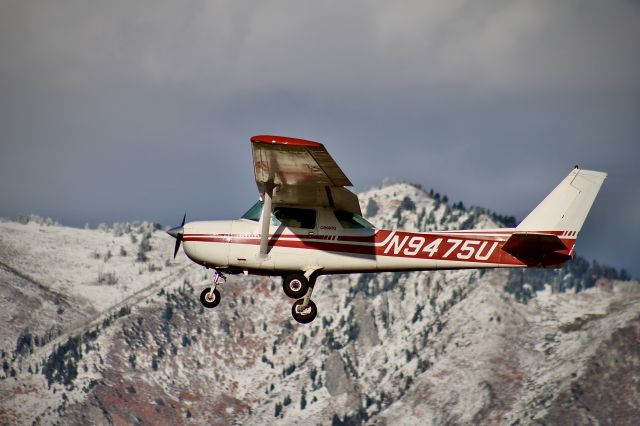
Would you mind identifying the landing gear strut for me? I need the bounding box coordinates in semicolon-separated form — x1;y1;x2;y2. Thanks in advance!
199;271;225;309
288;272;320;324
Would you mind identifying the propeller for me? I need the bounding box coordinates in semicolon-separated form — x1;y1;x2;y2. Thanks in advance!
167;213;186;259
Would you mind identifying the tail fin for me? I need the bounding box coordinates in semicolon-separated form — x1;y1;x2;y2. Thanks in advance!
516;167;607;234
503;167;606;267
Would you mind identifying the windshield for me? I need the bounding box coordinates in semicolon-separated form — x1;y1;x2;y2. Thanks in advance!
241;200;263;221
334;210;375;229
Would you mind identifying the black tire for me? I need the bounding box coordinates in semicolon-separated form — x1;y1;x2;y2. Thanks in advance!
200;287;221;308
291;299;317;324
282;274;309;299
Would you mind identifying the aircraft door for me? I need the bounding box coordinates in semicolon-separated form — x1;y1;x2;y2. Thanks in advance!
270;206;318;271
323;209;377;272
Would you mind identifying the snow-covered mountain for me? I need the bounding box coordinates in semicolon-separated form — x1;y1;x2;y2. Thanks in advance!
1;182;638;425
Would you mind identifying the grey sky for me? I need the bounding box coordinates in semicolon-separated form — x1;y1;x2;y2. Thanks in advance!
1;0;639;276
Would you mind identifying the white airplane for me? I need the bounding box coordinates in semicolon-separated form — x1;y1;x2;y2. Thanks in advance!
167;135;607;324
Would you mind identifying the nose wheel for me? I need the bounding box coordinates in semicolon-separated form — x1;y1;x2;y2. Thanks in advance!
200;287;221;308
199;271;225;309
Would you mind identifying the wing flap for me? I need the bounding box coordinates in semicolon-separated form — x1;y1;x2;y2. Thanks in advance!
272;185;362;215
307;148;351;186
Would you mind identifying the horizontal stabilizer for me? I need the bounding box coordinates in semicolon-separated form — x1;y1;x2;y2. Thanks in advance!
502;232;571;266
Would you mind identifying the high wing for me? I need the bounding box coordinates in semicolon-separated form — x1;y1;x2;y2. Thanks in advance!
251;135;361;215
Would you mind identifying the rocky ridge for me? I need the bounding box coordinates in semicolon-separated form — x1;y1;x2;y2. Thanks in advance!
0;182;638;425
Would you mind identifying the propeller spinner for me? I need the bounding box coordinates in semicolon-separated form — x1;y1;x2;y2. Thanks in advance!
167;214;186;258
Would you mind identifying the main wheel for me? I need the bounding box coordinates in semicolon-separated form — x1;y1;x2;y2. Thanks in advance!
282;274;309;299
291;299;317;324
199;287;221;308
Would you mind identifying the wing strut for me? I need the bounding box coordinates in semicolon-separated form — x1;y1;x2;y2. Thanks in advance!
258;183;274;258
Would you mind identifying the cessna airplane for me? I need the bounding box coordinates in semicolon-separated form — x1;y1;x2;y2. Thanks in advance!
167;135;607;324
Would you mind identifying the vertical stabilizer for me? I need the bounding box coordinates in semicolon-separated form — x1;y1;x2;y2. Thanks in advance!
516;168;607;233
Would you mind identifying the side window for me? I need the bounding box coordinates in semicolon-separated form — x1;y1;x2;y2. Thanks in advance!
272;207;317;229
334;210;375;229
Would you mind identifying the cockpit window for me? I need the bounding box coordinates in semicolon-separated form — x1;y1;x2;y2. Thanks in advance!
334;210;375;229
272;207;316;229
241;200;263;222
242;202;317;229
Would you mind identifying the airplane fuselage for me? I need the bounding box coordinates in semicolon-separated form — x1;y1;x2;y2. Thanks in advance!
181;205;575;276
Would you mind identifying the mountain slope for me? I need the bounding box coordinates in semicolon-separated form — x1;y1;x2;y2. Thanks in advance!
1;183;638;425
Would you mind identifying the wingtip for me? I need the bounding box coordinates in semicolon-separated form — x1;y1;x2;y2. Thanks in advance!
250;135;323;147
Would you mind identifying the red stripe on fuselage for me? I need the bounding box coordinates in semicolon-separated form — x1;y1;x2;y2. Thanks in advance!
183;230;577;266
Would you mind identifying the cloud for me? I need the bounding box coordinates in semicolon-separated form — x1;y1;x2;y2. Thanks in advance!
3;1;639;98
